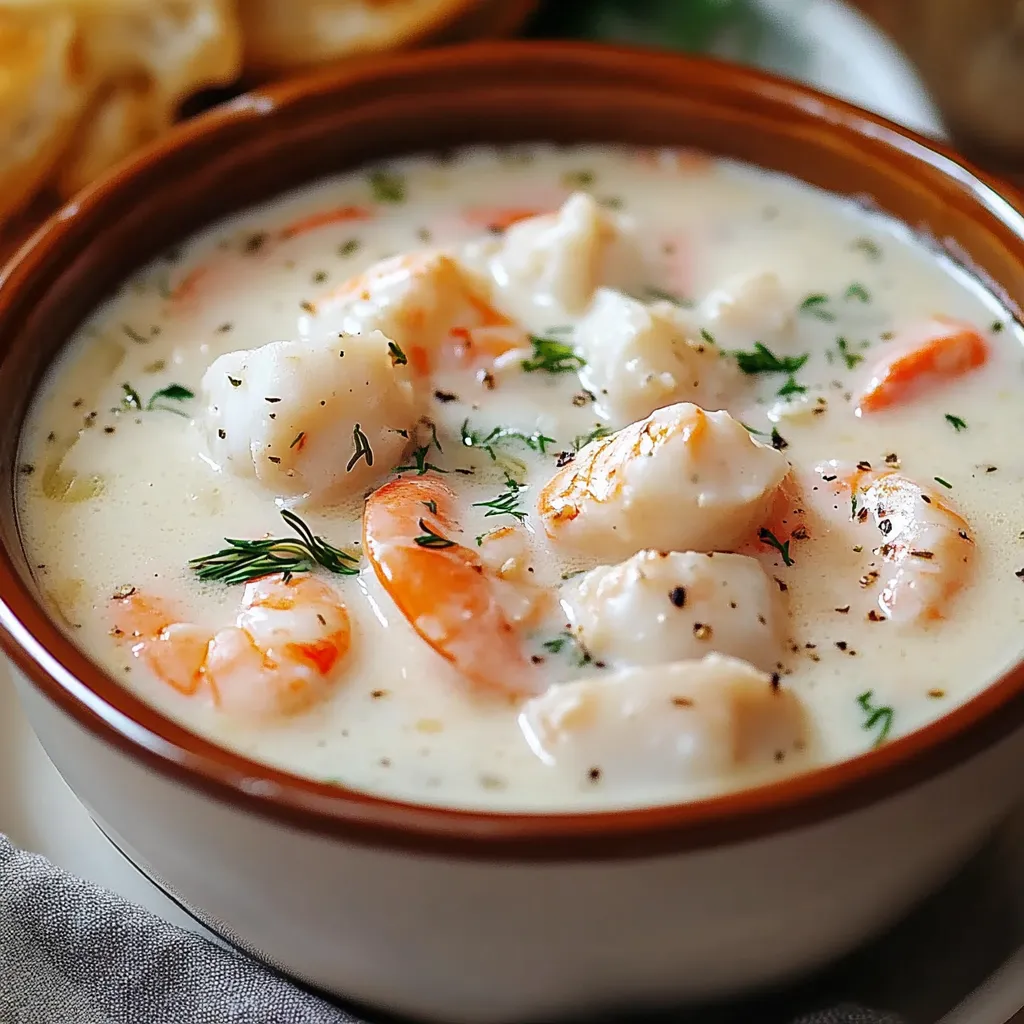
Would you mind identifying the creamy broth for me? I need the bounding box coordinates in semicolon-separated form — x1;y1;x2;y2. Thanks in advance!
17;144;1024;811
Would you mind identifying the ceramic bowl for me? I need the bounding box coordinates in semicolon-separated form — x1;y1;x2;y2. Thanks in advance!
1;42;1023;1024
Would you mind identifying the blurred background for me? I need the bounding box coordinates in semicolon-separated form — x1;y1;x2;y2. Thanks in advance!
1;0;1021;260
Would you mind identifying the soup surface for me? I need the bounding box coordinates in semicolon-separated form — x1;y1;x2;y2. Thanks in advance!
17;144;1024;811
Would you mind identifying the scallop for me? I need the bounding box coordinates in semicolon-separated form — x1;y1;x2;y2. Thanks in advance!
519;654;808;788
200;329;417;503
467;192;645;328
699;270;794;349
537;402;790;559
576;287;740;425
561;550;787;674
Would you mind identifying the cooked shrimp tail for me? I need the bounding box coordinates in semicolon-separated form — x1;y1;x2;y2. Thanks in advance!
363;474;540;696
110;574;351;719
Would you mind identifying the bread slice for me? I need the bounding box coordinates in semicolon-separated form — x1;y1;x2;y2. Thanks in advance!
240;0;478;75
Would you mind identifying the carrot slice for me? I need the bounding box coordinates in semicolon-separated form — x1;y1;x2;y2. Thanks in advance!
856;317;988;414
279;205;373;240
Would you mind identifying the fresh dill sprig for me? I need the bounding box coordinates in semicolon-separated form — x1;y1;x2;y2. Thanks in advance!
856;689;894;746
347;423;374;472
413;519;455;549
189;509;359;585
460;419;556;480
473;476;527;522
732;343;808;376
758;527;794;566
395;421;445;475
121;382;194;417
573;425;612;451
799;294;836;321
835;337;864;370
542;630;593;668
521;335;586;374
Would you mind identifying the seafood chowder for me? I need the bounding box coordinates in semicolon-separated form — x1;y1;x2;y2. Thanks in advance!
17;145;1024;811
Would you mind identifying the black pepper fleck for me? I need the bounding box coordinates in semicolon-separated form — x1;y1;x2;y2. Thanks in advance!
669;586;687;608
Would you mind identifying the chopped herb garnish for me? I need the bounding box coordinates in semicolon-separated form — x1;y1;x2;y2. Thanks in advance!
473;476;527;523
243;232;268;254
836;337;864;370
395;422;446;475
461;419;555;480
347;424;374;472
369;169;406;203
699;327;716;345
991;320;1005;333
644;286;692;307
189;509;359;585
742;422;768;437
844;283;871;303
562;169;595;188
413;519;455;549
542;631;592;668
777;375;808;398
732;342;809;376
388;341;408;367
758;527;794;566
338;238;361;258
122;324;148;344
856;689;894;747
143;383;195;416
521;335;585;374
945;414;967;432
850;237;883;261
934;476;953;489
770;427;788;451
799;294;836;321
422;499;438;514
573;425;612;451
120;383;142;410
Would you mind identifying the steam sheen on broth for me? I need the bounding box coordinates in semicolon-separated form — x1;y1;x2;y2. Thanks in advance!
17;144;1024;811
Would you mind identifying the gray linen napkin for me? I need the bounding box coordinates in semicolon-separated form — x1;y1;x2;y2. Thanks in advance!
0;834;903;1024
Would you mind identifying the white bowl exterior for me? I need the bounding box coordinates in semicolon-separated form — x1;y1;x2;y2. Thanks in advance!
13;670;1024;1024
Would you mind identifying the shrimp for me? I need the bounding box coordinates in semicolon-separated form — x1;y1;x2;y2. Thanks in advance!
362;474;541;696
537;403;789;560
855;317;987;414
110;574;351;720
817;461;975;622
306;250;525;375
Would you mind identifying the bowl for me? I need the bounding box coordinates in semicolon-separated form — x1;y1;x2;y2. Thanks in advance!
1;41;1023;1024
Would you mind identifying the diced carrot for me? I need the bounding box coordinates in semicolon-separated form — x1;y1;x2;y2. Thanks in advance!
169;265;208;303
856;317;988;414
279;205;373;240
462;207;549;233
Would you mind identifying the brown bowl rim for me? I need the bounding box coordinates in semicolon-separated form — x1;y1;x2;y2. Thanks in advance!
2;40;1024;862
